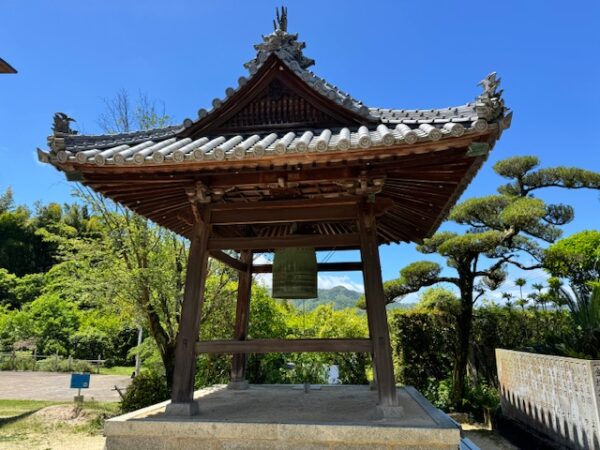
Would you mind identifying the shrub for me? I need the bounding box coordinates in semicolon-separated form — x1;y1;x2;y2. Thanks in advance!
0;352;36;370
390;310;454;392
390;306;573;415
120;372;169;413
423;377;499;419
34;356;93;372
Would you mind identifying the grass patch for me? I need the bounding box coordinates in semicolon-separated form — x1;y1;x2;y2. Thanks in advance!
98;366;135;376
0;399;120;442
0;400;58;418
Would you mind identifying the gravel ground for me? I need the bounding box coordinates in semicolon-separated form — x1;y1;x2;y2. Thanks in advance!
0;371;131;402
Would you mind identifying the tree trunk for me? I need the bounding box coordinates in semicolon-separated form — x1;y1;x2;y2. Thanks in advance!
141;285;176;389
451;281;474;409
162;342;177;388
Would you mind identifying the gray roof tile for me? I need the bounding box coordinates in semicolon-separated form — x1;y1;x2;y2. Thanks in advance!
41;117;506;167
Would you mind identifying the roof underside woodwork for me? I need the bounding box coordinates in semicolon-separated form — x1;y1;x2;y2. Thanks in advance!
68;141;489;248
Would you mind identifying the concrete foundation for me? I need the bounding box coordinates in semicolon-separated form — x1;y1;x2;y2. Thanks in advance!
105;384;461;450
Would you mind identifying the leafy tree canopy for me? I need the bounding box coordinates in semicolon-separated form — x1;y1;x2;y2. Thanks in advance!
416;287;460;314
544;230;600;291
381;155;600;407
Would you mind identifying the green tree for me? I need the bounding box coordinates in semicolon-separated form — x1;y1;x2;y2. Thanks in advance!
417;287;460;315
0;187;14;213
501;292;514;310
515;297;528;311
544;230;600;294
10;293;81;355
383;156;600;408
531;283;546;310
514;278;526;300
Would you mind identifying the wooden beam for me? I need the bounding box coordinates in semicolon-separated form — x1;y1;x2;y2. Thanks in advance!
231;250;253;384
196;338;373;354
208;233;361;251
209;250;248;272
358;202;398;407
168;210;211;415
210;197;392;226
252;261;363;274
211;203;357;225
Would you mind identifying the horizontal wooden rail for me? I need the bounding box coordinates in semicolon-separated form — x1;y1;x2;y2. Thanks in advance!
209;197;393;226
252;261;363;274
195;338;372;354
207;233;361;251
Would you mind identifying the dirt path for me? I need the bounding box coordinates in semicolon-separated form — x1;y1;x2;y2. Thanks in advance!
0;371;131;402
0;434;105;450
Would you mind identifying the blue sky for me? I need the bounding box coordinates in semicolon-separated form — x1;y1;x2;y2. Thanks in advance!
1;0;598;300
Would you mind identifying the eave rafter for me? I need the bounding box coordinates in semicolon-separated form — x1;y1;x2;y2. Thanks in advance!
67;144;490;245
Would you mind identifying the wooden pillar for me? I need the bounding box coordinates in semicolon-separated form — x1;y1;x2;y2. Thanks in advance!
358;201;398;408
230;250;253;387
166;210;211;416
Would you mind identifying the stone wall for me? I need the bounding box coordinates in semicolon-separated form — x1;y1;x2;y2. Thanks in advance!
496;349;600;449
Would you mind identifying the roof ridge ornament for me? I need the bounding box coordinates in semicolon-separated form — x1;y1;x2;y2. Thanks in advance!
475;72;507;120
273;6;287;33
245;6;315;73
52;112;77;135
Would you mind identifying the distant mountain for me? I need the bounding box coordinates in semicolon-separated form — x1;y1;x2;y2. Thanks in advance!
286;285;417;312
289;285;362;311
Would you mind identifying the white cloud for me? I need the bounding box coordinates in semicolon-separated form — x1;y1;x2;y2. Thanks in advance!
394;291;419;306
317;275;364;293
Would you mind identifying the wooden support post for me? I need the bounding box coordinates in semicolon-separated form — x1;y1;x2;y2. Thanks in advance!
358;201;399;411
229;250;252;389
166;210;211;416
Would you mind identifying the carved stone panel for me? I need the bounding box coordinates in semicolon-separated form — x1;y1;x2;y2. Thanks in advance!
496;349;600;449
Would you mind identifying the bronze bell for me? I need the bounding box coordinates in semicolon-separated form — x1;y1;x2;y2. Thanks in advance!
272;247;318;299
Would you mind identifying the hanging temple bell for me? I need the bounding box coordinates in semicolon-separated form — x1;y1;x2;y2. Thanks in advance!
272;247;318;299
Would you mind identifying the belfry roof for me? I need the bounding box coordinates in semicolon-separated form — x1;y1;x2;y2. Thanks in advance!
38;10;511;247
0;58;17;74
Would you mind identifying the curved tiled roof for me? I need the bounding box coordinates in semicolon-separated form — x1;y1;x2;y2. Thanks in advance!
40;19;510;168
188;28;373;125
41;113;512;167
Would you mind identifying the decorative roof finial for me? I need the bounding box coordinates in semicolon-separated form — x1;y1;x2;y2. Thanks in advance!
52;112;77;135
478;72;501;98
475;72;506;120
245;5;314;72
273;6;288;33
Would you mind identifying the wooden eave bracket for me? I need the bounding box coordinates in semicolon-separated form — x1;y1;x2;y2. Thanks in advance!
466;142;491;157
186;181;212;223
65;171;84;182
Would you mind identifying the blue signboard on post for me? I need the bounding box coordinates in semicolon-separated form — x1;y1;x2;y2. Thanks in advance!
70;373;90;389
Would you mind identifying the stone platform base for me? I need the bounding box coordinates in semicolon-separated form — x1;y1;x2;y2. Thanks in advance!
104;384;461;449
